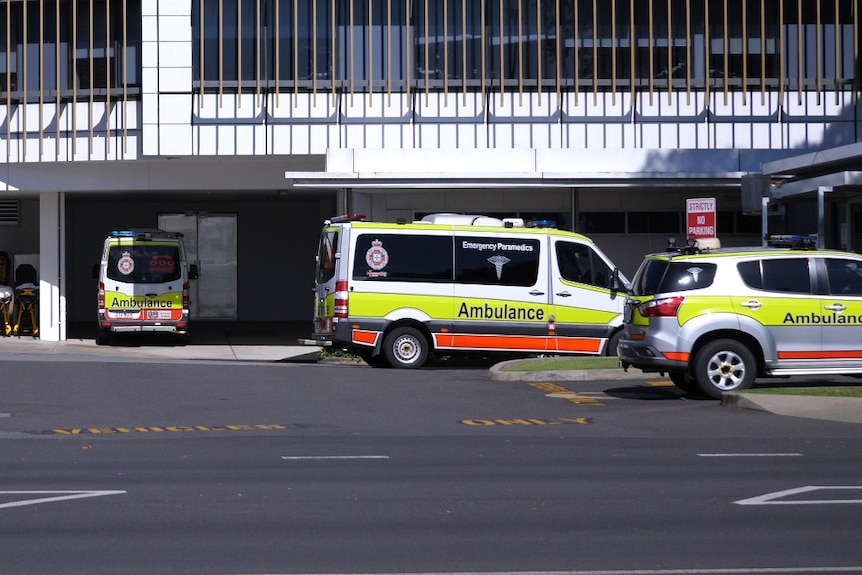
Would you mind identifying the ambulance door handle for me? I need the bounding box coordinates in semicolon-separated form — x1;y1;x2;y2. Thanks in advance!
529;290;545;296
556;291;572;297
825;303;846;312
739;300;762;309
146;293;157;298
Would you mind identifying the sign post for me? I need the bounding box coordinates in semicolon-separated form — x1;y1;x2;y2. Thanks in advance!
686;197;716;240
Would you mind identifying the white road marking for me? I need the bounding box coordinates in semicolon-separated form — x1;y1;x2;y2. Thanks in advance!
0;490;126;509
281;455;390;460
735;485;862;505
698;453;803;457
255;567;862;574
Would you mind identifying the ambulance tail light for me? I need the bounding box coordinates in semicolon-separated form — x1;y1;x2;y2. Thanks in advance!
183;282;190;309
334;280;349;318
639;296;684;317
98;282;105;310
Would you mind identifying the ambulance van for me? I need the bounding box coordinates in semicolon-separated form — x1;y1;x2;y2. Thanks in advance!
311;213;629;368
95;229;198;345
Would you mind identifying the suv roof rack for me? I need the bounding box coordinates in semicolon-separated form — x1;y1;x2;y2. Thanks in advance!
766;234;818;250
666;237;713;255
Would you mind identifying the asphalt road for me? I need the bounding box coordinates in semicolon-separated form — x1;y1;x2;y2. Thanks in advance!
1;357;861;575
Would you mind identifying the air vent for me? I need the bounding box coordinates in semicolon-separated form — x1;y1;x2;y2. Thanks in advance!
0;200;20;225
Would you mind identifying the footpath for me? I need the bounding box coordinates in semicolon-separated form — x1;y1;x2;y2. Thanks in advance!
1;323;860;425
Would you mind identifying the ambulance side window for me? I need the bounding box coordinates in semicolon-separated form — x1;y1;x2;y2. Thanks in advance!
555;241;613;288
454;236;540;287
760;258;812;294
825;258;862;296
352;234;452;281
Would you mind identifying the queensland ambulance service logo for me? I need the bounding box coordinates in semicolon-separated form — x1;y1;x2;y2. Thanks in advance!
117;251;135;275
365;239;389;278
488;255;511;280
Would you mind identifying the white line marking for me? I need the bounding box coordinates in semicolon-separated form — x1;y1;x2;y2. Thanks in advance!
0;490;126;509
263;567;862;574
281;455;390;460
698;453;803;457
735;485;862;505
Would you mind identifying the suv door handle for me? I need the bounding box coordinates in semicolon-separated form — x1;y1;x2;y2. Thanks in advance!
825;303;847;312
739;299;762;309
556;291;572;297
529;290;545;296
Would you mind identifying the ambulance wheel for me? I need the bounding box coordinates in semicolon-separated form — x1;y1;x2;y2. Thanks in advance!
383;327;428;369
95;328;111;346
692;339;756;399
605;330;622;356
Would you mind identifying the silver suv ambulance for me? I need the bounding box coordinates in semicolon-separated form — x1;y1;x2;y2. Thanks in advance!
618;235;862;398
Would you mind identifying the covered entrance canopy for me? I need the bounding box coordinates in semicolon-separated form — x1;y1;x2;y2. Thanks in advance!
751;142;862;250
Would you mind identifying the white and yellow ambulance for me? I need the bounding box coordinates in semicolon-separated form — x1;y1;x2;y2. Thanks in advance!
95;229;198;345
311;213;629;368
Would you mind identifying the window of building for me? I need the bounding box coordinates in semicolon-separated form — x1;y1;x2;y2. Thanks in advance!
0;0;141;98
187;1;861;99
627;211;680;234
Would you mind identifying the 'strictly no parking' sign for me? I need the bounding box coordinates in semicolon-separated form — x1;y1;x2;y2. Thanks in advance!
686;197;716;239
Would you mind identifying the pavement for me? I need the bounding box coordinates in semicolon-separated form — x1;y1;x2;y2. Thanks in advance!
1;321;860;425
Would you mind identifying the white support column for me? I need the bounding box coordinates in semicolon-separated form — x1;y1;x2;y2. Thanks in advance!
818;186;832;249
39;192;65;341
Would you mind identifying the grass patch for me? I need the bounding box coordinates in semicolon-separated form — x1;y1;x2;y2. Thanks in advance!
746;386;862;398
500;356;620;372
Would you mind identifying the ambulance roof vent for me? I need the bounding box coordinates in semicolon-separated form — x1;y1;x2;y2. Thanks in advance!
419;213;505;226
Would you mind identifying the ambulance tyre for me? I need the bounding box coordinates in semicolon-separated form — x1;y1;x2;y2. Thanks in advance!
95;328;111;346
605;329;623;356
692;339;756;399
383;326;429;369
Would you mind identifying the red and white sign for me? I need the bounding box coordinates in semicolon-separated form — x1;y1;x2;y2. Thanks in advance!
686;197;716;239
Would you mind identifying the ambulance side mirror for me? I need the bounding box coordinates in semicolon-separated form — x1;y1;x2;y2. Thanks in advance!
188;264;199;280
611;268;624;293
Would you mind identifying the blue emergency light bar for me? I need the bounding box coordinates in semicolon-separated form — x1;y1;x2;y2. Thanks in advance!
527;219;557;229
766;234;817;249
109;229;183;240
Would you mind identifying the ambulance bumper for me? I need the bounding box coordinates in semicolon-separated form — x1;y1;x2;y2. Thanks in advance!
98;313;189;335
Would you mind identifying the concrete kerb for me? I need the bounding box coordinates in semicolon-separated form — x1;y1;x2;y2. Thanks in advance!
488;357;661;382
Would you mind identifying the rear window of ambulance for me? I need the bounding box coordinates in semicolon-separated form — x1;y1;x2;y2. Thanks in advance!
631;259;716;296
107;244;182;284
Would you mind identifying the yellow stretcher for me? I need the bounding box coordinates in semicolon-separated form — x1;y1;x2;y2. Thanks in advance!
11;263;39;337
0;285;11;336
12;285;38;337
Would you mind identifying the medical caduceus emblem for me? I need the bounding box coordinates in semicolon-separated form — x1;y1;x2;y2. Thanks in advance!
487;255;510;280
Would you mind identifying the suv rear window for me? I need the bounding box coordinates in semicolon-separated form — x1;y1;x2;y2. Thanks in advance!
631;259;717;296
